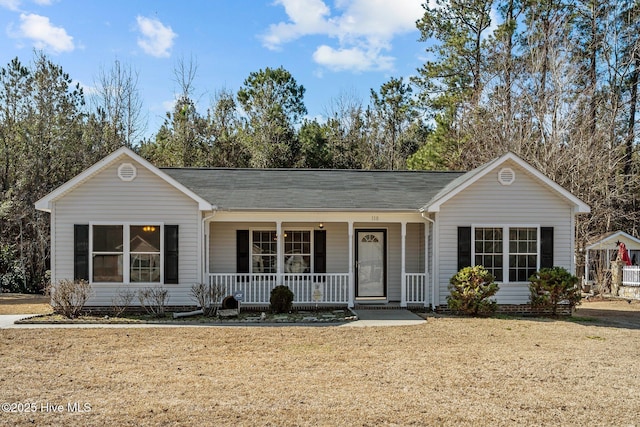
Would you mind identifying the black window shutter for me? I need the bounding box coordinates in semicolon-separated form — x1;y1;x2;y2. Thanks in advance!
314;230;326;274
458;227;472;271
236;230;250;273
74;224;89;281
541;227;554;269
164;225;179;284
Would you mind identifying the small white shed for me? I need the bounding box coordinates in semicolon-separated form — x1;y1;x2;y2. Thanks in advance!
584;231;640;286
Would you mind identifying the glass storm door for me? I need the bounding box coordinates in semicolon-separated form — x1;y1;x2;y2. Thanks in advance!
356;230;386;298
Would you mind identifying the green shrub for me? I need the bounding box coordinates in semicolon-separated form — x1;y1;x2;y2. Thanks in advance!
529;267;581;315
448;266;499;315
270;285;294;313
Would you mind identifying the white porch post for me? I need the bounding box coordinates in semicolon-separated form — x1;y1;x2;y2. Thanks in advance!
401;221;407;307
277;220;283;285
584;250;589;284
424;221;429;308
348;220;354;308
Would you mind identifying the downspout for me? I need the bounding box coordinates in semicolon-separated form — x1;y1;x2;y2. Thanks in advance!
421;212;435;310
201;207;218;285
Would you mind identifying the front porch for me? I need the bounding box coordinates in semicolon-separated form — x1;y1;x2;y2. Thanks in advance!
208;272;430;307
205;213;433;308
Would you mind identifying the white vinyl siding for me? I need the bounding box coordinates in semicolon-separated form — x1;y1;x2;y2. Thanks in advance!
436;161;573;305
52;155;201;306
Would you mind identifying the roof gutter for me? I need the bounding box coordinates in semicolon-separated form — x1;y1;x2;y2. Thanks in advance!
212;207;420;213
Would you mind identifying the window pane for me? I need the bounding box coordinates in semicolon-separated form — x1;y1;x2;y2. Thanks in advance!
93;254;123;282
474;227;503;281
130;226;160;252
283;230;311;273
130;254;160;282
252;231;277;274
508;227;537;282
285;254;310;273
518;268;527;282
518;242;527;253
93;225;123;252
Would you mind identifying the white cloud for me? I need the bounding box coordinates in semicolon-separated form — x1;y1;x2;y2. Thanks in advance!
77;80;98;96
1;0;56;11
162;98;176;112
0;0;20;10
262;0;423;72
262;0;332;49
313;45;393;72
136;16;176;58
11;13;74;53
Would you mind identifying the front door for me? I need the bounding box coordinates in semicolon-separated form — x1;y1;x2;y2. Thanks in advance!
356;229;386;298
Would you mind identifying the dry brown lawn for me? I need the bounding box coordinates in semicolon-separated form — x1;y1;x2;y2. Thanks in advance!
0;294;52;315
1;300;639;426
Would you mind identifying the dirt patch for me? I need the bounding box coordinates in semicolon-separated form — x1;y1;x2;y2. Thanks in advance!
574;298;640;329
0;293;52;315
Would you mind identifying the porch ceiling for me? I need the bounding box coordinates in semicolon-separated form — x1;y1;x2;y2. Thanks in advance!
161;168;465;211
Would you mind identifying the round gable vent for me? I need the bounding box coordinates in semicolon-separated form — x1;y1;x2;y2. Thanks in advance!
498;167;515;186
118;163;137;182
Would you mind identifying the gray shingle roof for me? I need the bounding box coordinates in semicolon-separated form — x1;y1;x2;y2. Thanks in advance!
161;168;467;211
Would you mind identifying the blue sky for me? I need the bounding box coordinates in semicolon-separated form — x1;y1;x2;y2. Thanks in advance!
0;0;427;138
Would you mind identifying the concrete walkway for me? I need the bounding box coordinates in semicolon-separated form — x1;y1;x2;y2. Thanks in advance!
0;314;37;328
1;309;426;329
343;309;426;327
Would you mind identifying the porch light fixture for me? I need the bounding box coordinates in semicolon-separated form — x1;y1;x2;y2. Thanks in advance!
142;226;156;232
318;223;324;229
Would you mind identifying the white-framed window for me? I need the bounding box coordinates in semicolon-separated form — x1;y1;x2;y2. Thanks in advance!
472;225;539;283
250;229;313;274
92;225;124;282
474;227;504;281
508;227;538;282
90;223;163;284
251;230;277;273
130;225;161;282
284;230;311;273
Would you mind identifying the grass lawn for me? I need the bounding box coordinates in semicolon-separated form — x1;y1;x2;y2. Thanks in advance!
0;293;52;315
1;302;639;426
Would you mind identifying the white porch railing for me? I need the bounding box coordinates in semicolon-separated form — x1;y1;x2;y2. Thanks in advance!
622;266;640;286
209;273;429;306
405;273;429;305
208;273;349;304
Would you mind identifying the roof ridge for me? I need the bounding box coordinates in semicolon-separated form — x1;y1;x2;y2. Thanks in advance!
159;167;468;174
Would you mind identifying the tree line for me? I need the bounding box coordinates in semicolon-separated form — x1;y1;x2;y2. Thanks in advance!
1;0;639;292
